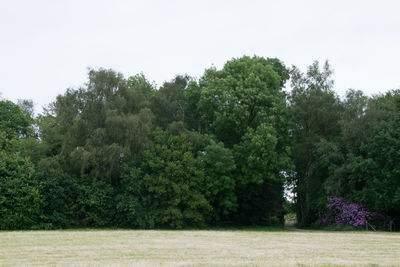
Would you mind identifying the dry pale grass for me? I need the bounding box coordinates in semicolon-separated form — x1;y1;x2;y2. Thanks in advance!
0;229;399;266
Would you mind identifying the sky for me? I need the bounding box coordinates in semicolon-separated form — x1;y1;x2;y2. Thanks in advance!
1;0;400;114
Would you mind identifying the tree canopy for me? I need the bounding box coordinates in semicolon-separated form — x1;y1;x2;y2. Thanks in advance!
0;56;399;230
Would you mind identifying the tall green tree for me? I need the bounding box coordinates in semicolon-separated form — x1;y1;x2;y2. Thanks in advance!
198;56;289;147
289;61;342;226
314;89;400;226
341;91;400;223
195;56;292;225
39;69;154;184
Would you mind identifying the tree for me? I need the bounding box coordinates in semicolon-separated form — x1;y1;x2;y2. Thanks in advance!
39;68;154;184
343;91;400;223
198;56;289;147
0;132;44;230
233;123;289;224
35;157;79;228
151;75;190;130
197;140;237;223
140;130;211;228
0;100;32;139
114;166;153;228
195;56;292;225
289;61;342;226
17;99;35;120
318;90;400;226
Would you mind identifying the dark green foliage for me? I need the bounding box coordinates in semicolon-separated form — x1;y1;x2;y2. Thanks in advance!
198;56;286;147
290;64;400;227
40;68;154;184
0;134;44;230
36;158;78;228
141;130;211;228
184;81;204;132
197;140;237;223
75;179;115;227
289;61;342;226
0;100;32;139
114;166;153;228
193;56;292;225
19;137;42;165
233;124;287;225
342;91;400;222
1;57;399;230
151;75;189;129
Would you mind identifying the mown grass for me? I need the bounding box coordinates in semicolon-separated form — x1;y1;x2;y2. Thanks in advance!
1;228;399;266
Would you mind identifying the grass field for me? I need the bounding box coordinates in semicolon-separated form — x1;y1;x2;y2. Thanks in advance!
1;228;399;266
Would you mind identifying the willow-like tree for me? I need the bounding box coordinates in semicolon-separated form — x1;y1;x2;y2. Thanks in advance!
39;69;154;184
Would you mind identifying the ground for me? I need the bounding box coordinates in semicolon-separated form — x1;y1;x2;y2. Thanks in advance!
1;229;399;266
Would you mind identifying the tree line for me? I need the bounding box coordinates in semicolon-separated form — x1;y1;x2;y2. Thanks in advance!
1;56;399;230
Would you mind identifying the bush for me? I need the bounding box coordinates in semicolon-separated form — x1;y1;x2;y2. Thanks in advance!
36;159;79;228
0;149;44;230
322;197;376;229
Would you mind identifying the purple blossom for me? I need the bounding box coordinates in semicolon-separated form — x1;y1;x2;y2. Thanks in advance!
322;197;375;228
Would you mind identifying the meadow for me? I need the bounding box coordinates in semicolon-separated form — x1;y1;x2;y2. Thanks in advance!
1;229;399;266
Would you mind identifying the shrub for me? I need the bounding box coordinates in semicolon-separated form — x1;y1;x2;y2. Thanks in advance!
322;197;376;229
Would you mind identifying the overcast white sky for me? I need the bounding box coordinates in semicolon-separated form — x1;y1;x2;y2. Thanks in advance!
1;0;399;114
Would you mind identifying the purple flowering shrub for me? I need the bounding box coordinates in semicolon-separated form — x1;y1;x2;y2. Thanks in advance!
322;197;376;228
